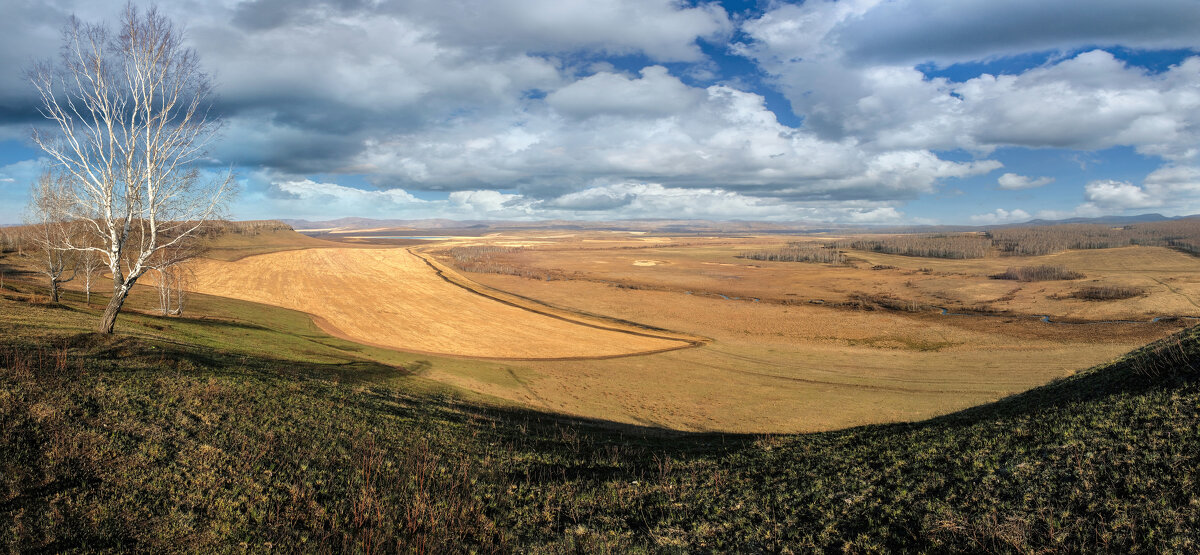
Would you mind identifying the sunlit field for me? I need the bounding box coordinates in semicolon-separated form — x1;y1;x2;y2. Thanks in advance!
93;222;1192;433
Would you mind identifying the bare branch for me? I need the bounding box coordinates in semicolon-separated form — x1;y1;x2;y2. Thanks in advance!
27;3;235;333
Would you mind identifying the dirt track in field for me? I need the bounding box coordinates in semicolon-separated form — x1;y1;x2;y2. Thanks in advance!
187;247;697;359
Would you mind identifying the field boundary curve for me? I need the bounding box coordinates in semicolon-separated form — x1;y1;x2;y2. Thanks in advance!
408;248;710;350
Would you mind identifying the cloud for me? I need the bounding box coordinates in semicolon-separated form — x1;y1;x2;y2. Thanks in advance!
835;0;1200;66
399;0;732;63
740;3;1200;163
997;173;1054;190
546;66;703;119
240;177;910;223
1083;179;1158;209
970;208;1031;224
7;0;1199;224
355;75;1000;202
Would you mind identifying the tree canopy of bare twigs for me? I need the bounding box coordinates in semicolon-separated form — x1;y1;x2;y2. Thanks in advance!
28;3;233;333
25;170;77;303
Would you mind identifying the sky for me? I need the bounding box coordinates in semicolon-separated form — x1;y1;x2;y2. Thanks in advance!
1;0;1199;225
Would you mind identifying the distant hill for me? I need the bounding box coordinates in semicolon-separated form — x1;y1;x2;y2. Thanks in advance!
1016;213;1175;226
282;217;844;234
282;214;1200;235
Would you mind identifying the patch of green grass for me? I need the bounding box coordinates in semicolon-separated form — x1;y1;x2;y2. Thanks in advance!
2;286;1199;551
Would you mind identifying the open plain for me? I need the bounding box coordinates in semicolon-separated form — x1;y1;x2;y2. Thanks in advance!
176;226;1200;432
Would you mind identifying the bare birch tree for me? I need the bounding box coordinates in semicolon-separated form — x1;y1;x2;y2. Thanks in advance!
29;3;232;333
154;262;192;316
26;171;77;303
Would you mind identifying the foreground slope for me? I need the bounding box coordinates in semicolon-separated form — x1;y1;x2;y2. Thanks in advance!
2;290;1198;551
187;247;695;359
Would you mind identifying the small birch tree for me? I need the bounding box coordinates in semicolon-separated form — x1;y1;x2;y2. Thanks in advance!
26;171;77;303
29;3;232;333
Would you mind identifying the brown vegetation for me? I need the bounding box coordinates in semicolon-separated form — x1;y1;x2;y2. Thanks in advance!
740;243;846;264
1071;285;1146;301
833;234;992;259
0;227;27;254
989;218;1200;256
445;246;557;279
195;219;294;238
991;265;1084;282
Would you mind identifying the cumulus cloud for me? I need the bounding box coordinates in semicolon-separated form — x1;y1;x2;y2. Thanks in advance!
740;3;1200;160
399;0;732;62
546;66;703;119
245;177;909;222
1083;179;1158;209
970;208;1032;224
997;173;1054;190
355;76;999;202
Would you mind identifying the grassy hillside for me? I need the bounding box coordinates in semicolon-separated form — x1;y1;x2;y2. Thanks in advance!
2;283;1198;551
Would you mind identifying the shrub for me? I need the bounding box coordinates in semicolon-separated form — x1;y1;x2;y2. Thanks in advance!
1071;285;1145;301
991;265;1084;282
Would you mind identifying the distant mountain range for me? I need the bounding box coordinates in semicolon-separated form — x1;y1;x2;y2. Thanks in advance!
282;213;1199;235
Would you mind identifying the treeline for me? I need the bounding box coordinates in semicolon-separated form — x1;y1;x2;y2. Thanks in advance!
739;244;846;264
1;220;294;253
0;227;27;254
446;246;553;279
194;220;293;238
827;218;1200;259
831;234;992;259
988;218;1200;256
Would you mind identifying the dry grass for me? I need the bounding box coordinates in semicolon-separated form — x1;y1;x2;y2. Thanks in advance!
16;226;1193;433
186;247;693;359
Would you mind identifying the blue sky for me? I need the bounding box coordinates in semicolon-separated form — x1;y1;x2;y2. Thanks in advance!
1;0;1199;224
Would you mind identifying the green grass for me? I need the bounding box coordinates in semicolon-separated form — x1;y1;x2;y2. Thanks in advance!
2;281;1199;551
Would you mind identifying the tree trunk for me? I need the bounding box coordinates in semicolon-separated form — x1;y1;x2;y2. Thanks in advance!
99;285;131;334
50;278;60;303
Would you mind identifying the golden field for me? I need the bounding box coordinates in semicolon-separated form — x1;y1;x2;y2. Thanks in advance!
185;247;696;359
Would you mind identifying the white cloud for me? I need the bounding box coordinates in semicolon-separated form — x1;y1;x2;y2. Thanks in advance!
997;173;1054;190
970;208;1031;224
244;177;911;223
546;66;703;119
741;4;1200;162
1083;179;1158;209
356;73;999;202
